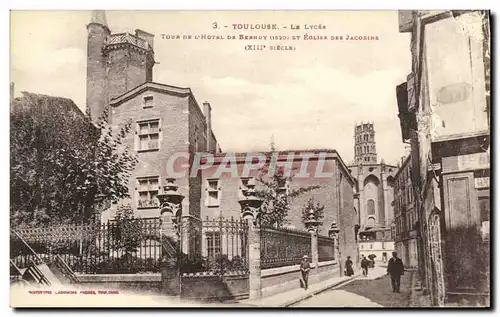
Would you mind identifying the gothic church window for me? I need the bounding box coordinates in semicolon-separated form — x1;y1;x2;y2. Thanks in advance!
367;217;375;226
367;199;375;215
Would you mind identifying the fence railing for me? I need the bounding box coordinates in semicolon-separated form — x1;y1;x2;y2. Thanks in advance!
107;33;151;51
179;217;249;276
11;216;333;276
10;216;250;276
10;217;162;274
260;226;311;269
318;235;336;262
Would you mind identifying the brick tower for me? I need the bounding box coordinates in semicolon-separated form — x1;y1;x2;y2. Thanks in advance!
354;122;377;164
86;10;110;122
86;10;156;123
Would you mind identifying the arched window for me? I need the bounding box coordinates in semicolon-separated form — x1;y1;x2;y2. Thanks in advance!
367;199;375;215
367;217;375;226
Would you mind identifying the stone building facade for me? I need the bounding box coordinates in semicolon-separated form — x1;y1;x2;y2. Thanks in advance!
393;154;419;268
348;123;397;263
85;11;221;223
199;150;359;261
397;10;490;306
85;11;359;264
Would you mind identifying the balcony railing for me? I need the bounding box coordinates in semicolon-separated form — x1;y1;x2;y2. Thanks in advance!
107;33;151;51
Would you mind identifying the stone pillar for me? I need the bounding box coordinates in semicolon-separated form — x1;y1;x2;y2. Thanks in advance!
382;175;389;226
310;229;319;282
248;219;262;300
160;212;180;296
157;179;185;297
238;180;264;300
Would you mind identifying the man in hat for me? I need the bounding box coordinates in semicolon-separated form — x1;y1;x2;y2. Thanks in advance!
360;255;369;277
300;255;311;290
387;251;405;293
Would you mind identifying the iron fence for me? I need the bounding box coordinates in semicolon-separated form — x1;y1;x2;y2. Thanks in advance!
318;235;335;262
10;217;162;274
260;226;311;269
179;216;249;276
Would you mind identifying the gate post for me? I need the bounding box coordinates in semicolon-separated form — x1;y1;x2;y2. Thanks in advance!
157;179;185;297
248;219;262;300
310;229;319;283
305;208;321;282
238;180;264;300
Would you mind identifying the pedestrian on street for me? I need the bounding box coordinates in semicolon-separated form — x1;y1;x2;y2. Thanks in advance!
300;255;311;290
345;256;354;277
387;251;405;293
361;255;369;276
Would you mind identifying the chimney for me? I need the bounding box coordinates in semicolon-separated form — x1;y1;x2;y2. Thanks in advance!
135;29;154;51
203;102;212;152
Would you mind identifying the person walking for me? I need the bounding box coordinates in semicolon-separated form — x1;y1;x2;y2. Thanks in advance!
344;256;354;277
387;251;405;293
300;255;311;290
360;255;369;277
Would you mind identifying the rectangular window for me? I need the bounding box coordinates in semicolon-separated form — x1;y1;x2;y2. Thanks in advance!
206;179;220;207
206;231;221;259
276;178;289;196
137;119;160;151
143;95;154;108
137;177;159;209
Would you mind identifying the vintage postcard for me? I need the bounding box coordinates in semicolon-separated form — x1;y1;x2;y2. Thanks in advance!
9;10;490;308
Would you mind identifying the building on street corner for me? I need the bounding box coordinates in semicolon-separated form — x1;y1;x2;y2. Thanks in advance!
397;10;490;306
393;154;419;268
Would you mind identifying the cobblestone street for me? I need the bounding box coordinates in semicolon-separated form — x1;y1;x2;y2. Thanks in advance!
293;270;413;308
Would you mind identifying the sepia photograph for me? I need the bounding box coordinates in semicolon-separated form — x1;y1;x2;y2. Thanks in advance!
9;9;491;308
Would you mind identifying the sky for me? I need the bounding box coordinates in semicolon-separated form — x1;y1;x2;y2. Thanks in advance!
10;10;412;165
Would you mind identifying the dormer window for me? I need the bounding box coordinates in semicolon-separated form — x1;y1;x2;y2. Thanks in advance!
143;95;154;108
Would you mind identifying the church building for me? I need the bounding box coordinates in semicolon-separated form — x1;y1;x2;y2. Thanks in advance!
348;122;397;263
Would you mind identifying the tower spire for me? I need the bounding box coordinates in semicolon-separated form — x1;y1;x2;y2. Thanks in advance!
89;10;108;29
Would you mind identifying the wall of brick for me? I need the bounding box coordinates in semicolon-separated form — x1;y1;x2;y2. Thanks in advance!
338;167;358;262
86;24;109;122
102;90;191;221
188;97;209;220
106;47;151;102
199;154;357;239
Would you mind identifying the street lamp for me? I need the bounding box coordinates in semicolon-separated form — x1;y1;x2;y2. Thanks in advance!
329;222;342;277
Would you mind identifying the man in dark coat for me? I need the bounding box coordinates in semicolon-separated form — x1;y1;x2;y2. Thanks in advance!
300;255;311;290
360;255;369;276
387;251;405;293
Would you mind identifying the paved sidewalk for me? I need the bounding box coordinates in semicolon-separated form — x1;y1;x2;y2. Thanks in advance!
359;265;388;280
241;265;389;307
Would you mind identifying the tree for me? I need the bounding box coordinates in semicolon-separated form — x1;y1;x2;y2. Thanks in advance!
107;204;144;255
255;138;320;228
10;92;138;227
